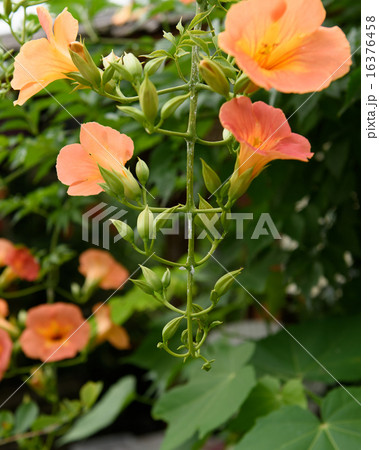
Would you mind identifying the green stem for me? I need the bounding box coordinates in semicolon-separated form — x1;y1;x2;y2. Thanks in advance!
0;284;46;299
184;1;205;358
155;128;190;139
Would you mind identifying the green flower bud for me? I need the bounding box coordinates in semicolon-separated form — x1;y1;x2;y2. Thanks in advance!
144;56;166;76
214;268;243;298
228;168;253;203
154;205;179;234
137;206;154;241
123;52;143;81
117;105;147;127
136;158;149;186
110;219;134;244
3;0;12;17
139;265;162;292
139;75;159;123
98;165;124;197
119;168;142;200
131;279;155;295
162;316;183;343
161;268;171;289
160;93;189;121
102;50;120;69
199;58;230;97
69;41;101;87
200;158;221;195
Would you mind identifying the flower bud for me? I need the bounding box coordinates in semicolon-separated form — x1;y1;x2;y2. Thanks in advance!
136;158;149;186
154;205;179;234
98;166;124;197
111;219;134;244
200;158;221;195
228;168;253;203
199;59;230;97
120;168;142;200
122;52;143;82
144;57;166;76
213;268;243;298
139;75;159;123
139;265;162;292
3;0;12;17
161;268;171;289
69;41;101;87
137;206;154;241
131;279;155;295
117;105;147;127
160;93;189;121
162;316;183;343
102;50;120;69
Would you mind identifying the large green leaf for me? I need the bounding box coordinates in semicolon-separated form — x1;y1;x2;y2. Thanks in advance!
230;376;307;433
252;316;360;383
153;342;256;450
236;387;360;450
58;376;135;446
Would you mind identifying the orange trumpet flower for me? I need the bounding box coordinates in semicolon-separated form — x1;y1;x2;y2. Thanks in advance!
56;122;134;196
0;328;12;381
220;97;313;180
20;303;90;362
93;303;131;350
219;0;352;93
11;6;78;105
79;249;129;290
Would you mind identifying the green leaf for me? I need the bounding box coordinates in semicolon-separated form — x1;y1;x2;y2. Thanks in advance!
58;376;136;445
236;387;361;449
230;376;307;433
252;316;360;383
79;381;103;409
153;342;256;450
13;400;39;434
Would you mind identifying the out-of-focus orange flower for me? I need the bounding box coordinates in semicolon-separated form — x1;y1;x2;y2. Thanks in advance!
180;0;196;4
20;303;90;362
220;97;313;180
0;299;17;335
93;303;130;350
218;0;352;93
0;328;12;380
0;239;14;266
5;247;39;282
79;249;129;290
0;299;8;317
56;122;134;196
11;7;78;105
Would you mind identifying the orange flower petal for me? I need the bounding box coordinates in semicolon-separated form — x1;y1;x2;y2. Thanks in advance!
107;326;131;350
11;38;77;105
53;8;79;52
56;143;102;196
37;6;53;42
0;239;14;266
0;328;12;380
11;7;78;105
79;122;134;174
20;303;90;362
220;98;312;178
79;249;129;289
219;0;351;93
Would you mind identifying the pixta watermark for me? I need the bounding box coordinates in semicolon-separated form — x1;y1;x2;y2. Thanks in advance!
82;203;281;249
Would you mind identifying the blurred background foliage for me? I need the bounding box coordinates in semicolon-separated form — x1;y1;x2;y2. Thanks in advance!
0;0;360;448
